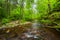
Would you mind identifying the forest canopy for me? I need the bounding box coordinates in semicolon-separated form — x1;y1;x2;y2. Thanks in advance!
0;0;60;28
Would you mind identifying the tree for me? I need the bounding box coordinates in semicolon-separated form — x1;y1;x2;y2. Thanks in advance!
48;0;51;14
5;0;10;17
20;0;24;19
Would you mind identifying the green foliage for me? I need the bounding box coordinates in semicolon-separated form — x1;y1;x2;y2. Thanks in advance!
2;18;10;24
9;6;20;20
0;0;60;28
0;1;8;19
53;1;60;11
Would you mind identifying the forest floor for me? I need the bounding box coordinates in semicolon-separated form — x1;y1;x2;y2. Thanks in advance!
0;20;60;40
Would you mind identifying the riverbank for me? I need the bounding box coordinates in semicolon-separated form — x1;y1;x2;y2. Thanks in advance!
0;21;60;40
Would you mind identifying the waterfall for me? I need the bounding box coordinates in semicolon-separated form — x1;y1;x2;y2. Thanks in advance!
32;20;40;29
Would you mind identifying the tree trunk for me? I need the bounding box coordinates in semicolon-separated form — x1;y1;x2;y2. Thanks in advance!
20;0;24;19
48;0;51;14
5;0;10;17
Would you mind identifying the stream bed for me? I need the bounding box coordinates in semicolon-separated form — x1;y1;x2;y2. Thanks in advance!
0;21;60;40
0;27;60;40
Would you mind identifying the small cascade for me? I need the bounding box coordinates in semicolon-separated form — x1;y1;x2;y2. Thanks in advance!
32;20;40;29
0;20;60;40
19;20;41;40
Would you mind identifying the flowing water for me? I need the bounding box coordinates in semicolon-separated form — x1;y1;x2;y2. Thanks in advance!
19;20;41;40
0;20;60;40
19;20;60;40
